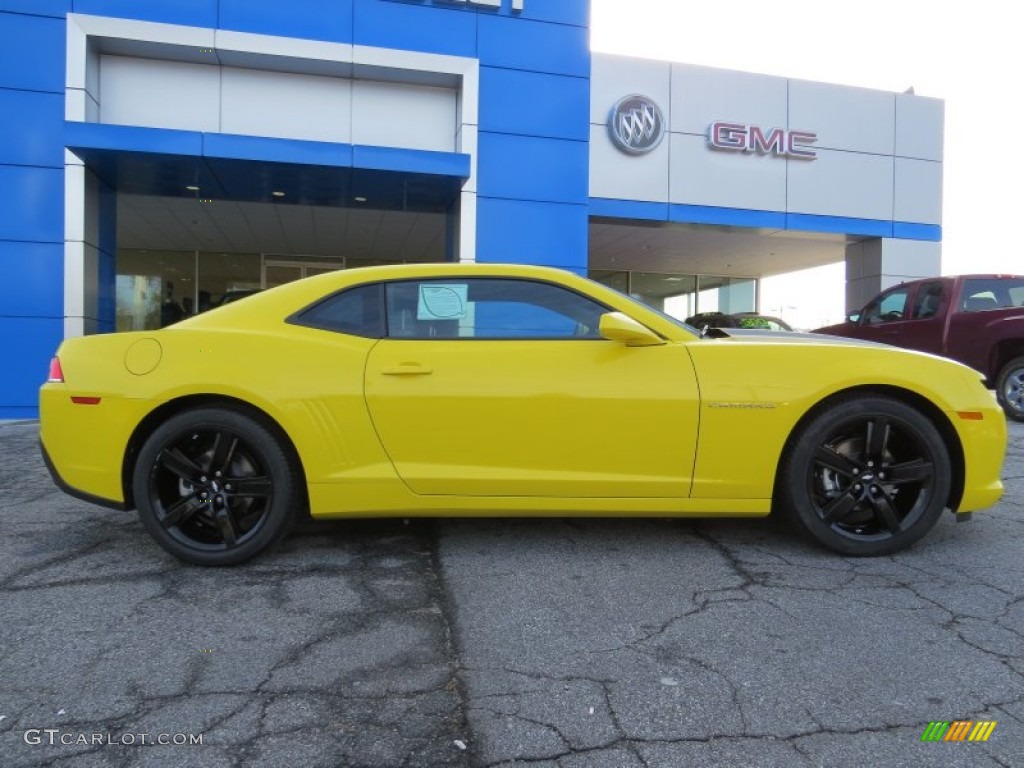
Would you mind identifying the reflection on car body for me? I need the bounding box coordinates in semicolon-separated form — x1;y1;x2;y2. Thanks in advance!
685;311;794;332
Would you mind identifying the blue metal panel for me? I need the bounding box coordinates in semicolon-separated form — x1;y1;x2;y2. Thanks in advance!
0;405;37;418
97;178;116;331
219;0;353;42
478;14;589;77
353;145;470;177
671;204;787;230
0;165;63;243
97;250;116;332
0;89;64;168
0;1;70;17
476;197;588;270
589;198;669;222
0;241;63;317
0;316;62;415
479;67;589;141
66;122;204;157
71;0;217;27
477;132;588;205
518;0;588;27
893;222;942;241
0;12;64;93
786;212;893;238
204;133;352;167
353;0;477;58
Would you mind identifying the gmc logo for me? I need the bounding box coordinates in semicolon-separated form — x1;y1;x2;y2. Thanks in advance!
708;122;818;160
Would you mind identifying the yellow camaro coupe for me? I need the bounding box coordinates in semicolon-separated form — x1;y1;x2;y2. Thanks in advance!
40;264;1006;565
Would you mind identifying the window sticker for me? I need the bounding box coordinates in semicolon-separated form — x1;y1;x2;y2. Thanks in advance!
418;284;468;320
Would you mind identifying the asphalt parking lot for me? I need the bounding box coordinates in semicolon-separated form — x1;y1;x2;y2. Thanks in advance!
1;420;1022;767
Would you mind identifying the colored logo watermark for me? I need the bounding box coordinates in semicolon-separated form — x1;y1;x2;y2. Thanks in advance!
921;720;997;742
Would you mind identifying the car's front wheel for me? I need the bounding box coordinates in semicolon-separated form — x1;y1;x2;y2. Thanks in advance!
778;396;952;556
132;408;299;566
995;356;1024;422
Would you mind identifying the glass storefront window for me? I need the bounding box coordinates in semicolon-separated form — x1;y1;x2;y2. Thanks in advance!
197;252;261;312
588;270;758;322
589;270;629;295
116;250;196;331
697;276;757;315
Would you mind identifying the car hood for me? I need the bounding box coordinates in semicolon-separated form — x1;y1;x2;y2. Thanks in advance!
707;328;886;348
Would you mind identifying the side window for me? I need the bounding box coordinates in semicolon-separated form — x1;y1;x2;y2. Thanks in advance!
861;288;910;324
384;278;609;339
291;284;384;337
962;277;1024;312
911;282;944;319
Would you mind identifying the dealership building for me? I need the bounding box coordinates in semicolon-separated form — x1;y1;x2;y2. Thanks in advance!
0;0;943;418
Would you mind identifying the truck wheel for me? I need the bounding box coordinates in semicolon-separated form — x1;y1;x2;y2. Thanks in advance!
996;357;1024;422
777;396;951;556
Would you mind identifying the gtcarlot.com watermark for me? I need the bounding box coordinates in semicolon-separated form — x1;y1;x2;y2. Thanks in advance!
24;729;203;746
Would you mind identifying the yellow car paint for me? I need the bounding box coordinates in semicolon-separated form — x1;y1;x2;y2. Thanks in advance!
39;263;1005;524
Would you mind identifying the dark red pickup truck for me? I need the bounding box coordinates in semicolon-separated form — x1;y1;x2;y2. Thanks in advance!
815;274;1024;421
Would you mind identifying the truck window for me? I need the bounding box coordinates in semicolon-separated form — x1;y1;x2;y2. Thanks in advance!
862;287;910;324
911;282;944;319
961;277;1024;311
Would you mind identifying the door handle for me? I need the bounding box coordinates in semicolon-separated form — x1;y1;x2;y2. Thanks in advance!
380;363;433;376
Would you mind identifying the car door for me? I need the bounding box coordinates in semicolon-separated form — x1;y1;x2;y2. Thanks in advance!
854;285;912;345
363;277;700;498
899;280;947;356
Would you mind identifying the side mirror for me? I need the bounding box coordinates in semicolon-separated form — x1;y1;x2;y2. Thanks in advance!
599;312;665;347
846;311;861;324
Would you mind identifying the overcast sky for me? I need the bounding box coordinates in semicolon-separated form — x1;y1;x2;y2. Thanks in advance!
590;1;1023;324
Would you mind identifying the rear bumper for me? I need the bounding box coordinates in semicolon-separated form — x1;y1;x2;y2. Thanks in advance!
39;437;129;511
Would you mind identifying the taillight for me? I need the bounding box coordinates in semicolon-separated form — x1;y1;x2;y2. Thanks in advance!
47;357;64;383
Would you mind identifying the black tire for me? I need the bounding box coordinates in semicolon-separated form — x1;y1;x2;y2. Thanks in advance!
132;408;299;566
995;356;1024;422
777;396;951;556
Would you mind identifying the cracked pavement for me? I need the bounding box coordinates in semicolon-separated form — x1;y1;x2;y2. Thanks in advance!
1;419;1021;766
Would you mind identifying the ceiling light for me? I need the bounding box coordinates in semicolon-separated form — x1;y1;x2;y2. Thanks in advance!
186;185;200;192
272;191;285;197
354;196;368;203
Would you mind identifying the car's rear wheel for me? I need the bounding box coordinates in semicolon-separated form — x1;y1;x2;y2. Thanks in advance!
778;396;951;556
132;408;298;566
995;356;1024;422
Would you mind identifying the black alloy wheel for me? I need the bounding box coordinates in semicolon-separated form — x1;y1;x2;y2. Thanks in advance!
779;396;952;556
133;408;298;566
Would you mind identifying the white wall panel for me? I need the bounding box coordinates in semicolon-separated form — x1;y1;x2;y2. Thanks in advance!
669;64;787;136
789;80;894;154
845;238;941;311
457;123;478;192
589;124;668;202
221;67;352;143
881;238;942;278
894;158;943;224
590;54;671;127
788;148;893;220
669;133;786;212
351;80;456;152
99;55;220;132
896;93;943;161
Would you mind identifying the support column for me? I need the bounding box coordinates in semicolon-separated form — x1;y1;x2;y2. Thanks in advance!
845;238;942;312
64;153;117;338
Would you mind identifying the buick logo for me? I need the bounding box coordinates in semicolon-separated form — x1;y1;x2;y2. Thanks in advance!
608;95;665;155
